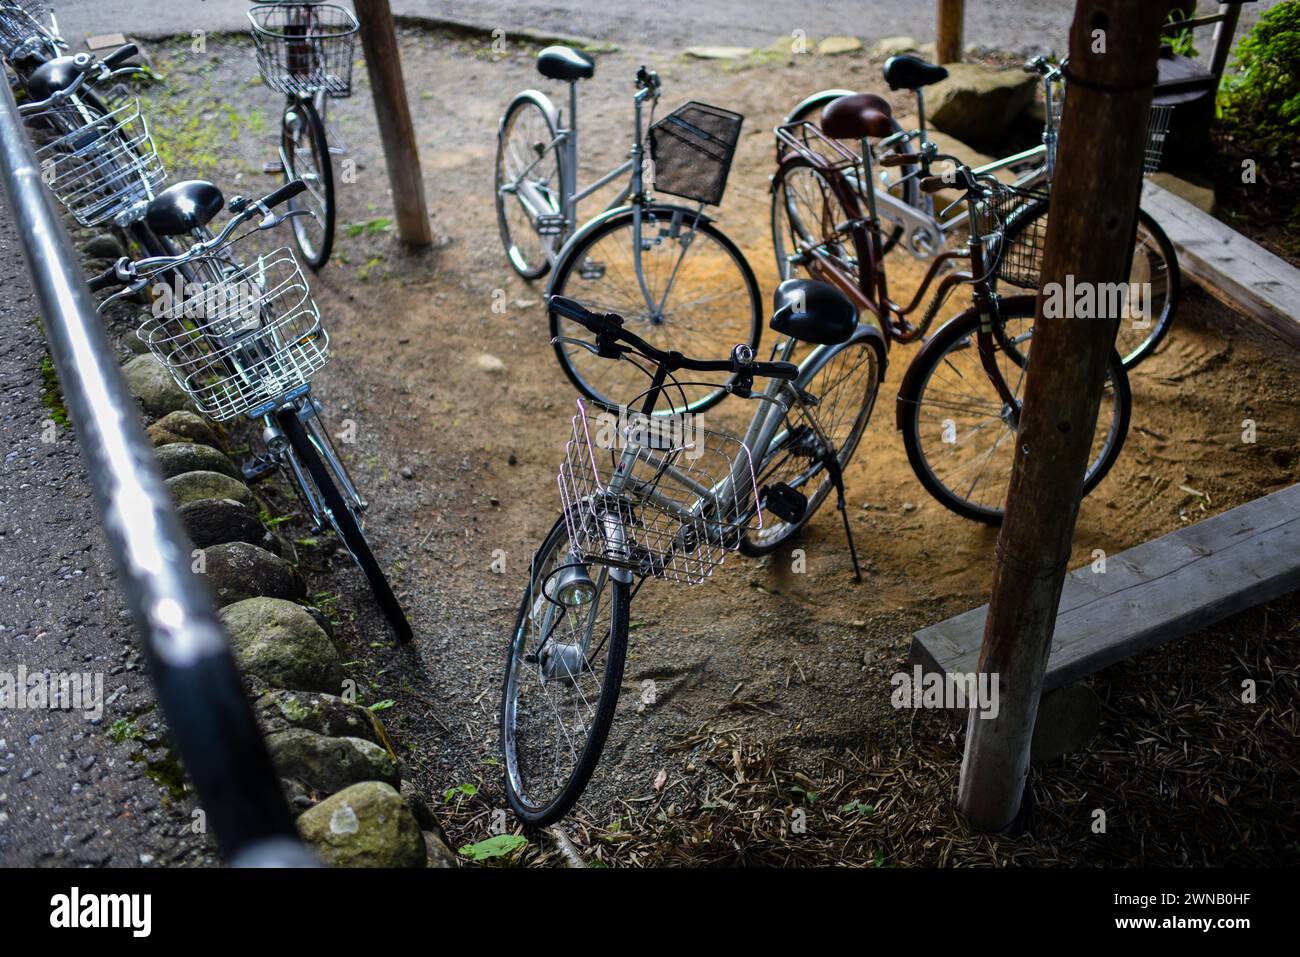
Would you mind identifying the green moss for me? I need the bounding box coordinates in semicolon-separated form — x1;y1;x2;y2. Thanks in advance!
39;353;70;429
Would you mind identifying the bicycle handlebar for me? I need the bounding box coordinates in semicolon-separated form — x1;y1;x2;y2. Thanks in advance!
100;43;139;70
548;295;798;381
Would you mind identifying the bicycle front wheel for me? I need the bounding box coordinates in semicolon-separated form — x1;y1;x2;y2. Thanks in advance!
501;516;629;826
277;407;412;641
549;205;762;414
281;95;335;270
897;300;1131;524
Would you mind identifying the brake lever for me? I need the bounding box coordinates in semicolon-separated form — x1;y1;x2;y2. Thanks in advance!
551;335;620;359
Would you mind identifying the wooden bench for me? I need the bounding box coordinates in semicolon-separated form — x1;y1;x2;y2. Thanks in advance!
1142;179;1300;351
911;483;1300;690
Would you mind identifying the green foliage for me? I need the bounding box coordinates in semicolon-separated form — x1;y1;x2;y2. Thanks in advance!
107;718;144;742
39;353;69;428
1163;7;1199;59
458;834;527;862
443;782;478;802
1219;1;1300;135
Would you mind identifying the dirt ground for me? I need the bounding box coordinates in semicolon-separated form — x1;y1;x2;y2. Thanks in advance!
136;28;1299;866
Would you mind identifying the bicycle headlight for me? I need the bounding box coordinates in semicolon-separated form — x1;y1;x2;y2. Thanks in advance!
554;559;596;608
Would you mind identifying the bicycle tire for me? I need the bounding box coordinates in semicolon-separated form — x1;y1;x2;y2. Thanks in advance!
999;199;1180;369
778;90;918;254
740;337;883;556
495;91;565;280
276;408;412;641
500;516;629;826
770;153;871;286
897;299;1131;524
548;204;762;415
281;95;335;270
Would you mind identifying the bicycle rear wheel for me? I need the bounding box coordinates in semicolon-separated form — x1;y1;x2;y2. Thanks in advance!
771;154;866;284
281;94;335;269
276;406;411;641
897;299;1130;524
501;516;629;826
496;91;566;280
549;205;762;414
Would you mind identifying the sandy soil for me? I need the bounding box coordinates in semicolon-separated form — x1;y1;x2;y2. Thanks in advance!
137;28;1299;864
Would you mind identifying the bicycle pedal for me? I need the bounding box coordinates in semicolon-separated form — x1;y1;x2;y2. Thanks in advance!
578;259;606;281
535;213;566;237
761;482;808;525
262;160;284;175
241;456;278;484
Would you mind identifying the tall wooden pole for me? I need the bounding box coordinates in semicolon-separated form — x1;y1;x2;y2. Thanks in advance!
353;0;432;246
936;0;965;63
956;0;1167;832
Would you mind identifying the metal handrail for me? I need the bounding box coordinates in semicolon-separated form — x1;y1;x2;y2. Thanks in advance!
0;78;311;867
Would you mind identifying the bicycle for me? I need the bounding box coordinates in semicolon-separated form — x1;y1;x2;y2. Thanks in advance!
0;0;61;62
771;99;1129;524
248;0;358;270
495;49;761;415
87;179;412;641
501;280;886;825
779;54;1180;369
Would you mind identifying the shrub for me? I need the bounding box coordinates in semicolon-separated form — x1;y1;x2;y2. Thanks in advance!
1218;1;1300;136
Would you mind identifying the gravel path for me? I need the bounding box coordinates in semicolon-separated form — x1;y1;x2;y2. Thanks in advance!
0;196;213;867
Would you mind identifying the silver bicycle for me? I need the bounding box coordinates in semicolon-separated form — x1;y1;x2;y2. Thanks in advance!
500;281;885;825
495;49;762;415
89;180;412;641
0;0;61;61
779;54;1181;368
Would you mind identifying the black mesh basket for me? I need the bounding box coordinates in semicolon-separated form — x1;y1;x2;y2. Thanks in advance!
972;185;1051;290
648;101;743;207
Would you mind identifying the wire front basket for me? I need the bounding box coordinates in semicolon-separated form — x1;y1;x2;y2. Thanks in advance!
137;248;329;421
648;101;743;207
970;184;1051;290
31;97;165;227
248;2;359;98
558;401;761;585
0;0;54;54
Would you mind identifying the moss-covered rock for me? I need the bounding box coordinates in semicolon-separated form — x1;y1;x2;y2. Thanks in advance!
146;410;224;450
266;728;398;794
167;470;256;509
121;353;189;419
179;498;281;554
297;781;426;868
199;540;304;606
155;442;240;480
256;689;378;743
219;597;342;692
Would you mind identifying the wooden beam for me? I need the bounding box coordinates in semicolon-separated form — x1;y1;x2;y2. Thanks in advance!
1209;2;1243;81
936;0;964;64
913;484;1300;689
1141;179;1300;350
353;0;432;246
955;0;1167;833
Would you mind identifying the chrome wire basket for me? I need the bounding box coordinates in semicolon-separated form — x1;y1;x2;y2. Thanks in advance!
557;400;761;585
137;248;329;421
970;183;1051;290
248;2;359;97
30;97;164;227
1050;80;1173;175
0;0;55;55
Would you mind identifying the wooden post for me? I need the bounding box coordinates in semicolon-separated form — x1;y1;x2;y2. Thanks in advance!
936;0;965;64
955;0;1167;833
1209;3;1243;81
353;0;432;246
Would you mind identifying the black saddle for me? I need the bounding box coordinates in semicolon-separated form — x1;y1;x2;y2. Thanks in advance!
145;180;225;236
882;55;949;91
24;56;81;101
770;279;856;346
537;45;595;82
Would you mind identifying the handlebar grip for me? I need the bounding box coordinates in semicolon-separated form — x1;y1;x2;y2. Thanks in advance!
919;176;949;194
86;259;126;293
547;294;603;332
879;153;920;168
258;179;307;210
101;43;139;69
753;361;799;381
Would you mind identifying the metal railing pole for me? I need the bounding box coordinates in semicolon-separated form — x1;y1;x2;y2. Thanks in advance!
0;79;310;865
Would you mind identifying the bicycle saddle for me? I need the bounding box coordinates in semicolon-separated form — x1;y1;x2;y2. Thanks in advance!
24;56;81;101
882;55;949;91
145;180;226;237
536;45;595;82
770;279;857;346
820;93;895;141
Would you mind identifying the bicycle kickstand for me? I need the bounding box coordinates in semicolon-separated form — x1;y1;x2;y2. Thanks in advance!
821;451;863;583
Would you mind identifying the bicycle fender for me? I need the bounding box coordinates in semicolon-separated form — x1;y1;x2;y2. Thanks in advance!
893;294;1037;430
797;321;889;387
501;89;559;131
782;89;857;126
